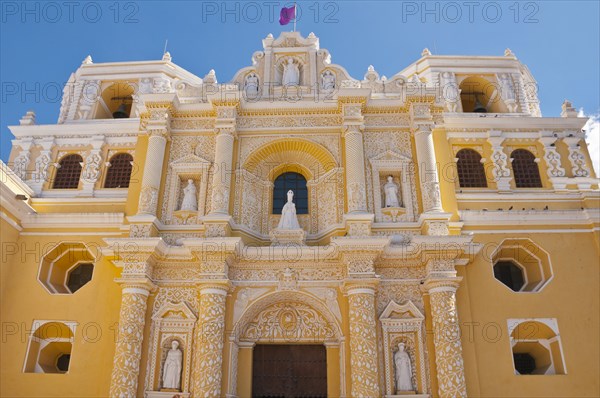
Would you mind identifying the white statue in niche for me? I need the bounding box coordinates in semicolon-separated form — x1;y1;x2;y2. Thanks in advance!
321;70;336;91
162;340;183;390
282;58;300;86
383;175;401;207
394;342;414;392
277;190;301;229
180;179;197;211
244;72;259;96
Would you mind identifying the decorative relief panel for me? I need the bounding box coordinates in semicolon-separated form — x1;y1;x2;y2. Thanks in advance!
363;114;410;127
153;287;199;317
229;264;344;282
236;115;341;131
239;134;341;166
240;301;336;342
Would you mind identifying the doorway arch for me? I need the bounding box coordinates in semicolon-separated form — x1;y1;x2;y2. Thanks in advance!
229;290;345;397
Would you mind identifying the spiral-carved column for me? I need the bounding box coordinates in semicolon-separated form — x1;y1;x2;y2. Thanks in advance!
424;265;467;398
191;284;229;398
138;129;169;215
345;284;380;397
109;280;154;398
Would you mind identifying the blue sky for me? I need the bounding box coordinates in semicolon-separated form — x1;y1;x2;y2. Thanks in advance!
1;1;599;162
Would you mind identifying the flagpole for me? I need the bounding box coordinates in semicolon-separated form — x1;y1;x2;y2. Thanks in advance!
293;2;296;32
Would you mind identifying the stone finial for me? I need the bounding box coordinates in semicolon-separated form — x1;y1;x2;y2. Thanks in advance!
19;110;36;126
204;69;217;84
308;32;316;39
266;33;273;39
504;48;515;57
368;65;375;72
561;99;578;118
422;48;431;56
82;55;93;65
162;51;172;62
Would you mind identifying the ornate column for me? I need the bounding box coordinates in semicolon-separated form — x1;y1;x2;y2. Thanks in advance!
110;280;154;398
337;237;387;398
423;259;467;398
137;110;171;215
80;134;105;196
410;103;443;213
183;239;236;398
342;103;367;214
344;282;380;398
107;242;157;398
564;135;592;177
539;131;567;191
487;131;512;192
10;136;33;181
205;103;238;237
29;137;54;195
191;282;229;398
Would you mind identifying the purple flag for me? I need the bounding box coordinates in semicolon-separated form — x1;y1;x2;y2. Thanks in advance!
279;5;296;25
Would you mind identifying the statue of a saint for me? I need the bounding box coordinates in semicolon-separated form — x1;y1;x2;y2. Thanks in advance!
383;175;401;207
180;179;197;211
245;73;259;97
394;342;414;392
162;340;183;390
282;58;300;86
277;190;301;229
321;70;336;91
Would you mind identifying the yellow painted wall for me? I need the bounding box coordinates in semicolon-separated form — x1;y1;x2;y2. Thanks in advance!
0;234;122;397
457;232;600;397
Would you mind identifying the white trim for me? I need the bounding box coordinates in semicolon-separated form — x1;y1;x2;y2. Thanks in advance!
346;287;375;296
0;211;22;231
21;212;124;229
123;287;151;296
20;232;123;236
200;287;228;296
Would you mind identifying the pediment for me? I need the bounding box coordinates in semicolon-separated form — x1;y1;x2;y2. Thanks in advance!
268;31;319;50
370;150;411;163
380;300;424;321
152;301;197;321
170;153;211;167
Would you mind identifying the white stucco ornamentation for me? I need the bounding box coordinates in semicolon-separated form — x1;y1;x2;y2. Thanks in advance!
347;287;380;398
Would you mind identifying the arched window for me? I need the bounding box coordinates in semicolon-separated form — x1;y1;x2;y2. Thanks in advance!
456;149;487;188
104;153;133;188
511;149;542;188
273;172;308;214
53;154;83;189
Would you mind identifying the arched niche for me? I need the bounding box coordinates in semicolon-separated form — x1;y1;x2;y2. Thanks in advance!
234;139;342;237
145;301;197;395
380;300;429;396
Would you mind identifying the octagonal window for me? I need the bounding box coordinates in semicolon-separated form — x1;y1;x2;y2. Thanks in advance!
38;242;96;294
494;260;525;291
490;239;553;293
56;354;71;372
23;321;75;374
513;353;536;375
66;263;94;293
508;319;566;375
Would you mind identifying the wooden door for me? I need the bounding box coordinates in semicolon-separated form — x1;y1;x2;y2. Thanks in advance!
252;344;327;398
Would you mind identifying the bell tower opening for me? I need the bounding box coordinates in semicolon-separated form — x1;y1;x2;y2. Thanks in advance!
252;344;327;398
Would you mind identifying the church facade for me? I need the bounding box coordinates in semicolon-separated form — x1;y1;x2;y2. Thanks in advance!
1;32;598;397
